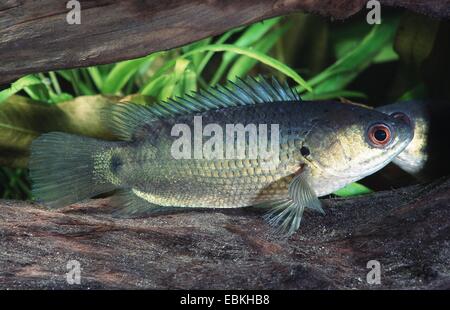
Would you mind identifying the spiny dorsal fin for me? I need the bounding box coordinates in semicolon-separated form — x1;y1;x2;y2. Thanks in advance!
104;75;301;141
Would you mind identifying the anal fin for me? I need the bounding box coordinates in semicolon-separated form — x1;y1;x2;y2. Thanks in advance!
110;188;181;217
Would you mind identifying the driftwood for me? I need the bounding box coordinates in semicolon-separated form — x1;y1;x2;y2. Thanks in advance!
0;176;449;289
1;0;450;84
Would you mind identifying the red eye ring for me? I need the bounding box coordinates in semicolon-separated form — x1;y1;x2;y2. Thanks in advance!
367;123;392;147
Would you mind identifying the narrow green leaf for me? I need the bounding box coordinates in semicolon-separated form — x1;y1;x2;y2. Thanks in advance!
101;56;153;94
211;18;280;84
48;72;62;94
0;76;43;104
224;17;280;62
183;38;212;69
183;67;198;94
182;44;312;91
159;59;190;100
196;28;241;75
55;69;95;96
227;24;289;79
334;183;373;197
398;84;426;101
49;92;74;104
140;74;172;97
86;67;104;90
298;17;400;94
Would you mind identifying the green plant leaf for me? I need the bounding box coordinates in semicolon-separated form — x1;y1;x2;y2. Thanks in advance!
334;183;373;197
394;13;440;68
398;84;426;101
0;76;43;104
182;38;212;69
183;66;198;94
101;56;154;94
0;167;30;199
182;44;312;91
373;45;398;63
55;69;96;96
0;95;121;168
86;67;104;91
49;92;74;104
159;58;190;100
196;28;241;75
227;24;289;79
140;74;172;97
298;17;400;94
211;18;280;84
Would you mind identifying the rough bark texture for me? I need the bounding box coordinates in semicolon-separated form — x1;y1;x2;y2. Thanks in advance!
0;176;449;289
1;0;450;84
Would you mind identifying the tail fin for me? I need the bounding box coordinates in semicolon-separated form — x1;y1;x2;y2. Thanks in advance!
29;132;116;208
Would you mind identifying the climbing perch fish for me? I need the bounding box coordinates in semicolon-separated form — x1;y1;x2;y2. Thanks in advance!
29;76;413;236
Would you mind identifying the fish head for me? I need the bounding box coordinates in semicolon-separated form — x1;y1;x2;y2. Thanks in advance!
376;100;429;174
301;103;414;188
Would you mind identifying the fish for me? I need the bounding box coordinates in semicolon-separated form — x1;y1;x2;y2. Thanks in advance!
29;76;413;236
377;99;450;181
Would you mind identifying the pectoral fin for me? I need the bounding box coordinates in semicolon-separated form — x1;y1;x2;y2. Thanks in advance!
263;172;323;236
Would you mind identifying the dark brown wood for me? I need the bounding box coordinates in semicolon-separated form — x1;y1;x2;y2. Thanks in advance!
1;0;449;85
1;176;449;289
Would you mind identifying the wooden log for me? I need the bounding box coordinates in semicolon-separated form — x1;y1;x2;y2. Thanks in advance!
0;176;449;289
1;0;449;85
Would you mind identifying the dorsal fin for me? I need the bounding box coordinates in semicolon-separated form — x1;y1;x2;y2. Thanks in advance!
104;75;302;141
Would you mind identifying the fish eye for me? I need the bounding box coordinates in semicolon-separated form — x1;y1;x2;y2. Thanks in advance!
300;146;310;157
390;112;412;127
367;123;392;147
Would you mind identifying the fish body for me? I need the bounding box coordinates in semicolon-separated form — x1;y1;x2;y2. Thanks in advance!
30;77;413;235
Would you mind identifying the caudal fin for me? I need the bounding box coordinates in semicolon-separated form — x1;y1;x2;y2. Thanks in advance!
29;132;115;208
